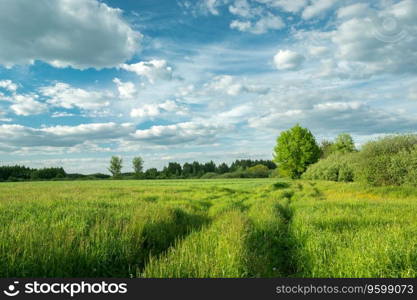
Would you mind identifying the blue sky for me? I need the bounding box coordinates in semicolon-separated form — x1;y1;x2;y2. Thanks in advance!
0;0;416;173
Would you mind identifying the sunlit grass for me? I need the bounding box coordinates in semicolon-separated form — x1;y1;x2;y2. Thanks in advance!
0;178;416;277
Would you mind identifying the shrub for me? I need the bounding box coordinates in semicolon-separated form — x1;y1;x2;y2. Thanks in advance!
302;152;358;182
247;164;270;178
356;135;417;186
200;172;219;179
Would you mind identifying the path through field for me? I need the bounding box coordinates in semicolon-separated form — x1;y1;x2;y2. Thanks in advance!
0;179;416;277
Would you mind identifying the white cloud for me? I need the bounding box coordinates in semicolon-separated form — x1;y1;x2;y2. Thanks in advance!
131;104;160;118
113;78;136;99
302;0;338;20
40;82;112;111
0;80;18;92
337;3;370;19
199;0;229;15
230;20;252;31
273;50;305;70
229;0;252;17
120;60;173;83
309;46;329;56
132;121;228;145
230;14;285;34
205;75;270;95
248;96;417;135
314;101;363;111
9;94;48;116
0;0;141;69
130;100;188;119
0;122;134;148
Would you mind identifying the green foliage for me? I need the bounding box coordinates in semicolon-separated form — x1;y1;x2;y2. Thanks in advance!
247;164;270;178
333;133;356;154
319;140;334;158
273;124;320;179
199;172;218;179
132;157;144;177
302;152;359;182
216;162;230;174
108;156;123;178
31;167;66;180
0;165;34;181
356;135;417;186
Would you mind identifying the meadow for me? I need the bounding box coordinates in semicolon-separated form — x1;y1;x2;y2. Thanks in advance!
0;179;416;278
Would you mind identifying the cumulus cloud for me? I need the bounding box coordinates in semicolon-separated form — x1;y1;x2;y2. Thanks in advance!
297;0;417;79
336;3;370;19
130;100;188;119
0;80;18;92
9;94;48;116
1;92;47;116
205;75;270;95
229;0;253;17
230;13;285;34
0;0;141;69
309;46;329;56
132;121;228;145
302;0;339;20
113;78;137;99
120;60;173;83
273;50;305;70
40;82;112;111
249;100;417;135
0;122;134;148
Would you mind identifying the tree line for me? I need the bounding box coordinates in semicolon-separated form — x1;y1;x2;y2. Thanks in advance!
0;159;276;182
108;157;276;179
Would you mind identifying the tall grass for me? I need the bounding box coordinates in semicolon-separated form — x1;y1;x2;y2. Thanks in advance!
290;181;417;277
1;178;417;278
142;210;251;278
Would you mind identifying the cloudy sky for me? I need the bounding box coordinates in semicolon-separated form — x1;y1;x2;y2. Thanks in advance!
0;0;416;173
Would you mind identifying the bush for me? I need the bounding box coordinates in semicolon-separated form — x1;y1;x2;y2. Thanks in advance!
356;135;417;186
302;152;358;182
200;172;219;179
247;165;270;178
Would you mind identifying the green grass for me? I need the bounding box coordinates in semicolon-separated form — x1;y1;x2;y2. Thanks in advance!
0;179;416;278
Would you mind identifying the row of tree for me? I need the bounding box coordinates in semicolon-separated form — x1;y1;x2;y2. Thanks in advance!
0;166;68;181
0;158;276;182
108;157;276;179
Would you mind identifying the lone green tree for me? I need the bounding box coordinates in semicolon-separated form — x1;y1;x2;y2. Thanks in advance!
132;156;144;178
333;133;356;153
273;124;320;179
108;156;123;178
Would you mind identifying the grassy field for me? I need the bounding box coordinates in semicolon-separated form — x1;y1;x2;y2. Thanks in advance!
0;179;416;278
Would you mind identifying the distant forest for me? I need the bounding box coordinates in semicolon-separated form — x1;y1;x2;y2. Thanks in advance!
0;159;277;182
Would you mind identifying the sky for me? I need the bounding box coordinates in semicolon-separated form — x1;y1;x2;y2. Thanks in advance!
0;0;416;174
